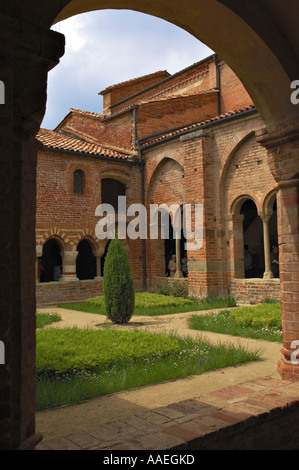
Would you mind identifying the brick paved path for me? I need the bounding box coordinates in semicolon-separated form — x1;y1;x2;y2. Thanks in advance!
36;376;299;450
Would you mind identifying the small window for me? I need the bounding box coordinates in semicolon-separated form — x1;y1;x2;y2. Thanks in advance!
73;170;84;194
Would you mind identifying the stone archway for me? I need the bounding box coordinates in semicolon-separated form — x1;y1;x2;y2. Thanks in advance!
1;0;299;450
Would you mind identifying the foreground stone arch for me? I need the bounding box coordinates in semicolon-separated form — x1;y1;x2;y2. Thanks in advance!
1;0;299;450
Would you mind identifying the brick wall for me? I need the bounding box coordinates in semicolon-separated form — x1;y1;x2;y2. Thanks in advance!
110;59;213;115
36;279;103;306
56;111;135;153
229;278;280;304
101;70;170;114
137;92;218;140
218;59;253;113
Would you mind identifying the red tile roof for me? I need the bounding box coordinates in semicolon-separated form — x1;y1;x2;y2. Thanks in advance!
69;108;104;118
100;70;170;95
139;105;256;148
36;128;132;160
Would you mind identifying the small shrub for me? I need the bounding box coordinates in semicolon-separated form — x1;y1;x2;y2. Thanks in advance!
263;297;279;304
103;237;135;324
229;303;281;329
155;279;189;298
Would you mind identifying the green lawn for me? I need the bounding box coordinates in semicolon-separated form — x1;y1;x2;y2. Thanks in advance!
36;312;61;329
57;292;237;317
189;303;282;342
36;327;261;411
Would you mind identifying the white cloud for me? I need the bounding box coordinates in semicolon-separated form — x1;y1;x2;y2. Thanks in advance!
43;10;213;129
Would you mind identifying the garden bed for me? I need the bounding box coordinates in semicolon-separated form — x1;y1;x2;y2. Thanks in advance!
189;302;282;342
57;292;237;317
36;326;261;411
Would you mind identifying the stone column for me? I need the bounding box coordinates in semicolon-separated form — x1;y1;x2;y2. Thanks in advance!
259;212;274;279
174;236;183;278
60;250;79;282
256;122;299;380
93;243;105;280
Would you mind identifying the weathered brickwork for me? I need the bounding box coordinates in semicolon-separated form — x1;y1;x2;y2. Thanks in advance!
35;57;280;306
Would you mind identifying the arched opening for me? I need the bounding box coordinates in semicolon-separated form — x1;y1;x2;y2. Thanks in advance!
101;178;126;213
40;238;63;282
76;239;97;280
164;212;186;277
269;198;278;249
52;2;299;128
241;199;264;278
269;198;279;279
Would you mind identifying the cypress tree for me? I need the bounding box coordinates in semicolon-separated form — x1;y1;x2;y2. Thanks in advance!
103;237;135;323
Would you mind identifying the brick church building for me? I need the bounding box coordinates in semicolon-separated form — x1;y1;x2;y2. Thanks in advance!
35;54;279;305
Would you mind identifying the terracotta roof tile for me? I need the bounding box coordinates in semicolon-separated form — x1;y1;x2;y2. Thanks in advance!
139;105;256;148
36;128;132;160
100;70;170;95
69;108;104;119
140;89;218;104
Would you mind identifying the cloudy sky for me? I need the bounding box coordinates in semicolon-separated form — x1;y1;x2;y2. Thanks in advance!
42;9;213;130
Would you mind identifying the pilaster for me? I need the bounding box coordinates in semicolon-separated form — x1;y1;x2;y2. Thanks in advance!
257;122;299;380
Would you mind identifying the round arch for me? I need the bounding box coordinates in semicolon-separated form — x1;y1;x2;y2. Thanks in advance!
40;236;64;282
49;0;299;129
230;194;258;216
263;189;278;216
147;157;184;205
76;237;97;280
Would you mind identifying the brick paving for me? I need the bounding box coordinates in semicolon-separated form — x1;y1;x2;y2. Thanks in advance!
36;376;299;450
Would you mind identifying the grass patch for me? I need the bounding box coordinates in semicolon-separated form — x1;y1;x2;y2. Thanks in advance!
189;303;282;342
36;328;261;411
57;293;237;317
36;312;61;329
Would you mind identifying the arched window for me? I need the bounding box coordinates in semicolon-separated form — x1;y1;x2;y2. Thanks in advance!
101;178;126;211
73;170;84;194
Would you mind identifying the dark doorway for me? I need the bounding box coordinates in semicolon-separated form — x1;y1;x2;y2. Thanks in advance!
76;239;97;280
41;238;62;282
164;213;186;276
101;240;111;276
241;199;264;278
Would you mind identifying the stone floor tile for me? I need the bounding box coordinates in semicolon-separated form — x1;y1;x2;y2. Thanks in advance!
65;431;101;449
43;436;83;450
123;430;187;450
